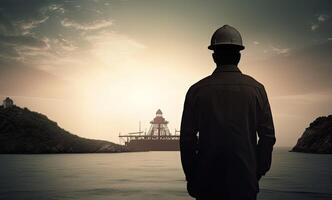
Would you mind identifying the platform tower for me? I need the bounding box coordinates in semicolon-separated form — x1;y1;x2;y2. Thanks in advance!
147;109;171;139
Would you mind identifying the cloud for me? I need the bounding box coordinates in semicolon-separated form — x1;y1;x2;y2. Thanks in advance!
0;44;20;58
0;0;146;83
0;12;15;35
311;14;330;31
52;38;77;51
0;34;49;61
271;46;290;55
61;18;112;31
16;16;49;34
0;35;47;48
318;14;329;22
248;41;332;96
0;59;71;98
41;3;65;15
311;24;319;31
0;1;107;67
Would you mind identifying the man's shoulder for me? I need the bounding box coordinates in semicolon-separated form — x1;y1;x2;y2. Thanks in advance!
187;75;212;94
186;73;266;96
189;73;265;88
241;73;265;89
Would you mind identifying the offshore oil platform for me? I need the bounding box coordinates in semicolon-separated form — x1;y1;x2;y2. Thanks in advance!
119;109;180;151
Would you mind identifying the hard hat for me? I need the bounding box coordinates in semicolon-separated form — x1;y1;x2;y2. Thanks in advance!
208;25;245;51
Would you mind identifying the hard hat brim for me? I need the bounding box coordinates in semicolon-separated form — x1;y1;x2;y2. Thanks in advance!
208;43;245;51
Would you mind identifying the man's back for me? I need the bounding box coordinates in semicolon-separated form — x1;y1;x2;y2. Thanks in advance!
180;65;276;199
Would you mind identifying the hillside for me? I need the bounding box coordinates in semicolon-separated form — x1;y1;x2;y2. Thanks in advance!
0;105;128;153
292;115;332;154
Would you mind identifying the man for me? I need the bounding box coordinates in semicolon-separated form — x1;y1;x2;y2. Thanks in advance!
180;25;276;200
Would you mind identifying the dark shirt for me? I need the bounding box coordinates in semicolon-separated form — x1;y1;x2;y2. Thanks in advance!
180;65;276;199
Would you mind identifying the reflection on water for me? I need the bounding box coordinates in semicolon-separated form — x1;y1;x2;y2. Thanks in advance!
0;148;331;200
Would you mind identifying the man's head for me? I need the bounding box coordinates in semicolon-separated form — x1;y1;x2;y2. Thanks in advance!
212;46;241;66
209;25;244;66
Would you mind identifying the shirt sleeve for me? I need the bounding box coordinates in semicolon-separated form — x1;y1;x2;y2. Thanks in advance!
180;87;199;182
256;86;276;176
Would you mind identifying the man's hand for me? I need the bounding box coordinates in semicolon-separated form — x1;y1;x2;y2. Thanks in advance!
187;181;198;198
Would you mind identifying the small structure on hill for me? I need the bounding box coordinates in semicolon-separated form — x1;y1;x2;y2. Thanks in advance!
3;97;14;108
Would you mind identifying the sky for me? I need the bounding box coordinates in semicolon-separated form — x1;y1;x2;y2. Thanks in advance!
0;0;331;147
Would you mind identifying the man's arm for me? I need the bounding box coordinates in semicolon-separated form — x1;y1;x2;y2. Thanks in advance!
180;88;199;183
256;86;276;179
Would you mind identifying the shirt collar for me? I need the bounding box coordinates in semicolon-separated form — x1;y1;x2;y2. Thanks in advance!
212;64;242;74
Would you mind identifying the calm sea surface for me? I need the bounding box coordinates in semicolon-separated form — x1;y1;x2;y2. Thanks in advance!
0;148;331;200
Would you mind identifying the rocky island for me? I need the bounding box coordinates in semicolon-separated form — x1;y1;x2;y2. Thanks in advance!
0;97;128;153
292;115;332;154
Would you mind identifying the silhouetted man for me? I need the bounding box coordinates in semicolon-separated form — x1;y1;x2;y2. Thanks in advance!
180;25;276;200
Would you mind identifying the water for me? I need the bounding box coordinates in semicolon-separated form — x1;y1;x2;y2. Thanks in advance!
0;148;331;200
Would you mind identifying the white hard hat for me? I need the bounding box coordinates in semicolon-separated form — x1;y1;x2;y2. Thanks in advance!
208;25;245;51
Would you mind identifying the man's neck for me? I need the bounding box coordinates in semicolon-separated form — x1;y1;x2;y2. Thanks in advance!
216;64;238;68
213;64;241;73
